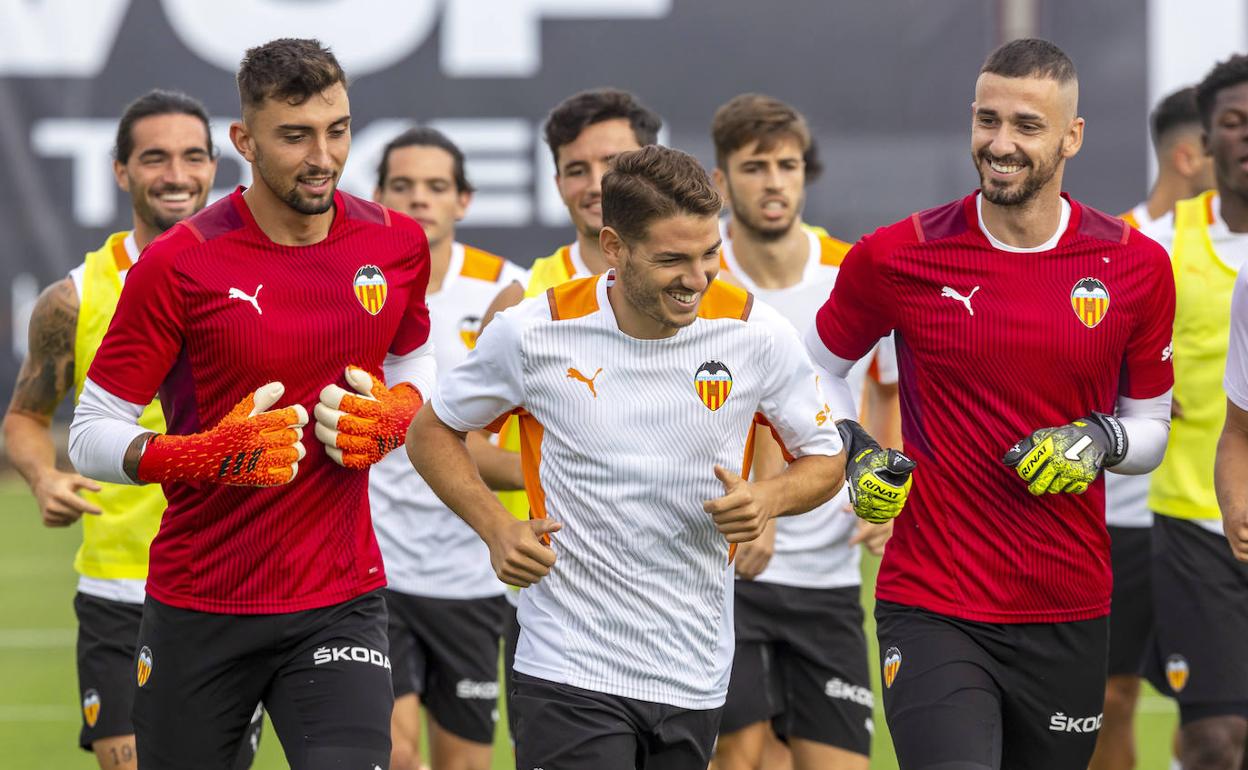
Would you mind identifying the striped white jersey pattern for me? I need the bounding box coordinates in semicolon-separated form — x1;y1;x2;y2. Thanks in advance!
432;272;843;709
370;242;528;598
721;228;897;588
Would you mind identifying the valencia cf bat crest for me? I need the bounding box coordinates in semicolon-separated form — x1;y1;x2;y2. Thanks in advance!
82;689;101;727
136;646;153;687
459;315;482;349
1070;277;1110;328
1165;654;1189;693
353;265;388;315
883;646;902;688
694;361;733;411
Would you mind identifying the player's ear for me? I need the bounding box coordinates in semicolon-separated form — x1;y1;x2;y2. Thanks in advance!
712;167;728;201
114;159;130;192
230;120;255;164
454;189;473;222
600;226;625;269
1062;116;1085;159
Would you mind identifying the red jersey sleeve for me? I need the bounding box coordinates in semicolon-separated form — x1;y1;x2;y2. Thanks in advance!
813;233;897;361
389;216;432;356
1120;237;1176;399
86;228;189;404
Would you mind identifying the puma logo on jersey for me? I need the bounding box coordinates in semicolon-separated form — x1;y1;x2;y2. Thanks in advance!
228;284;263;315
941;285;979;316
567;367;603;397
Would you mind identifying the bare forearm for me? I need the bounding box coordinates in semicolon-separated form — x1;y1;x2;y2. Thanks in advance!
408;408;516;541
753;453;845;518
1216;423;1248;527
466;431;524;490
3;411;58;488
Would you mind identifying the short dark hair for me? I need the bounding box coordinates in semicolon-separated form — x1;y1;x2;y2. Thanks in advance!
711;93;813;172
981;38;1077;85
1196;54;1248;131
237;38;346;110
602;146;722;242
376;127;474;194
543;88;662;167
114;89;213;163
1151;86;1202;147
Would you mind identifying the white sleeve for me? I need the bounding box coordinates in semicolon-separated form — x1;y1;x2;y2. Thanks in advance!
1108;389;1172;475
431;308;525;432
802;321;859;422
756;306;843;458
68;378;149;485
872;333;899;385
1226;265;1248;410
384;341;436;400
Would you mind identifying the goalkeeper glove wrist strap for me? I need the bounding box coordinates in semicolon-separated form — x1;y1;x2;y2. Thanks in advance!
1084;411;1127;468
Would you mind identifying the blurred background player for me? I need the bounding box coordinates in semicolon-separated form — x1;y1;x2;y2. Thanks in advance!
806;39;1174;769
1092;84;1213;770
477;87;662;739
369;126;527;770
409;144;846;770
708;93;897;770
67;39;436;769
1142;54;1248;770
2;89;261;770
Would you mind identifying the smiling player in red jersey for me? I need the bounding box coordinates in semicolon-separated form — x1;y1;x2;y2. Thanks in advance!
69;39;434;770
805;40;1175;770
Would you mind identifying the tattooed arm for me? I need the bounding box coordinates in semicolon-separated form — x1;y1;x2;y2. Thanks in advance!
3;278;102;526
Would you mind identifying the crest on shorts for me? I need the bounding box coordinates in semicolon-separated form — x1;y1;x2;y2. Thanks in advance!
1070;277;1110;328
883;646;902;689
82;689;101;727
136;646;153;688
459;315;482;349
694;361;733;411
353;265;388;316
1165;654;1189;693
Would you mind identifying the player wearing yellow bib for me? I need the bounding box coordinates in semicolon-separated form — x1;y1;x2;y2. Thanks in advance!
1093;85;1213;770
1140;57;1248;770
370;126;528;770
2;91;259;770
475;89;663;739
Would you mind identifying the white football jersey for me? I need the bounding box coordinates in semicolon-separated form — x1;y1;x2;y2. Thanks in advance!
721;225;897;588
370;242;528;598
431;272;843;709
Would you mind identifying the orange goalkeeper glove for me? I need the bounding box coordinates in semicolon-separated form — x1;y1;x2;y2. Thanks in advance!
313;366;423;470
137;382;308;486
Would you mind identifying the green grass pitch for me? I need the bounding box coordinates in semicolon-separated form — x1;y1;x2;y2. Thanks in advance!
0;474;1179;768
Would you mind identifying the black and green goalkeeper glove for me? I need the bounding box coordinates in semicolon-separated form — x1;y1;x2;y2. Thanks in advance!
837;420;917;523
1001;412;1127;495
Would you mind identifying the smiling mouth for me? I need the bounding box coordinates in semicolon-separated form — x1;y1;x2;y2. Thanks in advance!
987;159;1026;175
154;190;193;204
666;288;697;306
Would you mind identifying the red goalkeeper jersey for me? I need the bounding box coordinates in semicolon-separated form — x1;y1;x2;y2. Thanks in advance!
812;193;1174;623
88;187;431;614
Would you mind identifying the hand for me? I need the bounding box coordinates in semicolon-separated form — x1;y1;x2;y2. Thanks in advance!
1172;397;1185;420
34;470;102;527
1226;508;1248;562
1002;412;1126;495
837;420;915;523
704;465;770;543
486;517;562;587
315;366;423;469
849;515;893;557
137;382;307;486
734;518;777;579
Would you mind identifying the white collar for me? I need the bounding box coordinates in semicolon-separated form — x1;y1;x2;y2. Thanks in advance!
976;192;1071;253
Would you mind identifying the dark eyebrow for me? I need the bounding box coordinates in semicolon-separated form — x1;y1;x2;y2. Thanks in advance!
276;115;350;132
705;239;723;255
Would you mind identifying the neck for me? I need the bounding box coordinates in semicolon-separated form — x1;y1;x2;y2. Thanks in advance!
243;178;335;246
727;219;809;289
577;230;610;274
606;281;675;339
427;236;453;293
1145;171;1192;220
130;219;160;252
1219;186;1248;233
980;186;1065;249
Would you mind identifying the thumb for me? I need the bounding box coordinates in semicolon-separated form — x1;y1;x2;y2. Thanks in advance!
1001;436;1031;468
71;474;103;493
345;366;381;399
250;382;286;416
530;518;562;537
713;464;743;490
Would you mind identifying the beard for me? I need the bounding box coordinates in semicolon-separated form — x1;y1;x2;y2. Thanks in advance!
976;143;1063;207
616;256;696;333
254;149;338;216
727;185;803;243
131;179;205;233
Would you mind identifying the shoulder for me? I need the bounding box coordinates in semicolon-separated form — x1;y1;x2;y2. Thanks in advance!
545;274;601;321
342;193;430;246
32;277;80;326
526;245;573;295
1074;200;1170;269
855;195;974;259
698;279;754;322
458;243;524;285
171;194;247;247
815;232;852;267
